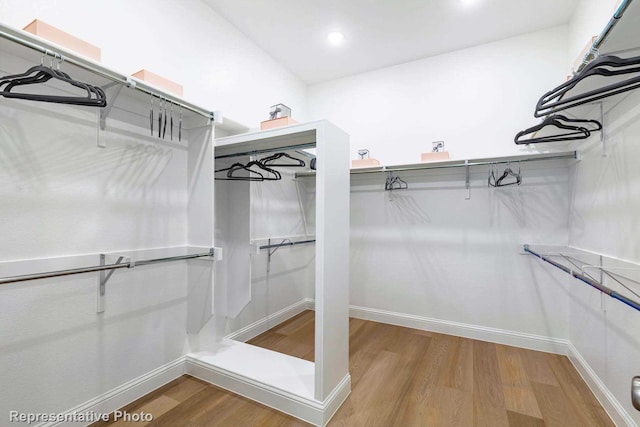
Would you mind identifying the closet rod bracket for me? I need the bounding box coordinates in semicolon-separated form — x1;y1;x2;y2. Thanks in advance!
211;111;222;126
465;160;471;200
98;84;124;139
97;254;127;313
599;102;607;157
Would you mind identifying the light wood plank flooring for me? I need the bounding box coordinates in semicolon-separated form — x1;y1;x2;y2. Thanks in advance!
91;311;613;426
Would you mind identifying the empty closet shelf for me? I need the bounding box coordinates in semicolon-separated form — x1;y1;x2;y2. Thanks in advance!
523;244;640;312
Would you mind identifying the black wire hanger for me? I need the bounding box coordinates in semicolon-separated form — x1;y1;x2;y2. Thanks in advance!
259;152;306;167
245;160;282;180
215;160;282;181
515;115;601;144
215;162;265;181
0;55;107;107
385;172;408;191
535;54;640;117
489;164;521;187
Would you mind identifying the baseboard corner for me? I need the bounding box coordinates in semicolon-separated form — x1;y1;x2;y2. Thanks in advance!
567;342;637;427
348;304;570;355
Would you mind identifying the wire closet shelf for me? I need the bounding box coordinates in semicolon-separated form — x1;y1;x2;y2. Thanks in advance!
523;245;640;313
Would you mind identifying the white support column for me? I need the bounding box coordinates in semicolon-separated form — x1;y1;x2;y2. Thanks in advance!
187;124;216;333
314;121;350;401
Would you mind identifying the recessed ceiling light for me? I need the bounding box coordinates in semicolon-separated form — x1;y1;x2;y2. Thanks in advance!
327;31;345;46
460;0;480;6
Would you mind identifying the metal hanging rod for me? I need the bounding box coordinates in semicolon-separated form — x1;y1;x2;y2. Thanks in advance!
523;245;640;312
215;142;316;160
259;239;316;250
0;23;215;121
574;0;633;74
0;249;215;286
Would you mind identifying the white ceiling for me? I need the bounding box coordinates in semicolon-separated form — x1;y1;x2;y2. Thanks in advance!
203;0;579;84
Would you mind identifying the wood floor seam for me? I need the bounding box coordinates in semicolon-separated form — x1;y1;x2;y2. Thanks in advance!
91;311;615;427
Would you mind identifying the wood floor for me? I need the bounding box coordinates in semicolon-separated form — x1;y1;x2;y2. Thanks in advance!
91;311;613;427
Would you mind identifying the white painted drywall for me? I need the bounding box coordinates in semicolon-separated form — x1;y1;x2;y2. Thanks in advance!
349;161;572;340
0;2;311;416
0;48;196;417
563;3;640;423
0;0;308;128
303;26;576;348
567;89;640;425
307;26;569;165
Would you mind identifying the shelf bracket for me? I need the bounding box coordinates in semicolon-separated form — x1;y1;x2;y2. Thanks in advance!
97;254;126;313
99;84;123;131
465;159;470;200
599;102;607;157
98;78;136;147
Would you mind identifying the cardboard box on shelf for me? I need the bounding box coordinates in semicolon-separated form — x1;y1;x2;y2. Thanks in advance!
23;19;101;62
421;152;450;162
260;116;298;130
131;69;184;97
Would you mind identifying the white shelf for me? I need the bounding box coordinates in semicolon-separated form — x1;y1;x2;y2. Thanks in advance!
0;23;216;130
296;151;577;178
188;340;315;400
215;121;324;159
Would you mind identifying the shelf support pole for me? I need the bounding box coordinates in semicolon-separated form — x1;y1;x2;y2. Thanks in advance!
97;254;126;313
465;159;471;200
600;102;607;157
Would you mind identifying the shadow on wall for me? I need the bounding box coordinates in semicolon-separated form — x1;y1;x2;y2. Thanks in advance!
1;286;186;356
489;182;527;227
350;188;449;294
385;190;431;225
0;100;103;191
104;141;173;196
0;103;175;196
0;107;50;191
524;259;573;338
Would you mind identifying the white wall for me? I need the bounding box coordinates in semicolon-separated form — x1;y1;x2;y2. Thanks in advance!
567;88;640;426
304;23;575;345
349;161;572;340
308;26;569;165
564;2;640;424
0;1;309;416
0;0;308;128
0;46;202;417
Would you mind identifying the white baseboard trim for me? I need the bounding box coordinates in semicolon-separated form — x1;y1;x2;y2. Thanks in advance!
321;374;351;426
567;343;637;427
225;298;314;342
186;356;350;426
349;305;570;355
41;357;186;427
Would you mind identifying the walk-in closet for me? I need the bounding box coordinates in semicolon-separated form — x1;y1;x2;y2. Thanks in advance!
0;0;639;426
